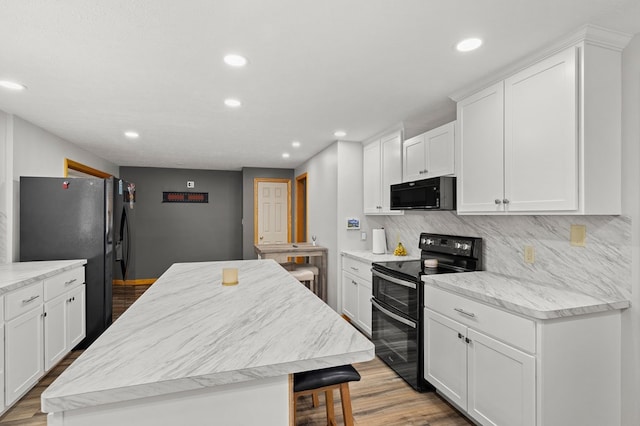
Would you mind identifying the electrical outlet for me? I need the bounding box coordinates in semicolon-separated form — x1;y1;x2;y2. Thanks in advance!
361;231;367;241
570;224;586;247
524;246;535;264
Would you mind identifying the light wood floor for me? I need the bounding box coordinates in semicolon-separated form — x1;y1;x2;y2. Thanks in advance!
0;351;470;426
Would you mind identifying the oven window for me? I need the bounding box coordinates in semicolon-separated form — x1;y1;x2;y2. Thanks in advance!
372;273;418;318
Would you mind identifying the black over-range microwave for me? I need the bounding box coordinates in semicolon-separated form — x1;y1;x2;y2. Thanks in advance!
390;176;456;210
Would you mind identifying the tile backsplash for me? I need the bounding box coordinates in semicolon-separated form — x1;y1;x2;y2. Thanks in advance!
368;211;631;299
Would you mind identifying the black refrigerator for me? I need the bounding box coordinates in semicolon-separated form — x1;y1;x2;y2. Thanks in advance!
20;176;135;348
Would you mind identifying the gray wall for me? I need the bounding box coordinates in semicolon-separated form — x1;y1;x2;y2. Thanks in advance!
241;167;295;259
120;167;243;278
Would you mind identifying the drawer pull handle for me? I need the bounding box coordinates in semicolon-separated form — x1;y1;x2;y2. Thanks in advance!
454;308;475;318
65;278;77;286
350;266;359;271
22;295;40;304
351;280;358;285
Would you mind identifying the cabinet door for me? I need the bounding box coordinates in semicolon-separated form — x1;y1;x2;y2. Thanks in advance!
0;324;4;413
504;47;578;212
467;329;535;426
380;133;402;212
342;271;359;321
44;295;67;371
363;140;382;213
67;285;86;349
356;279;372;336
5;306;44;406
425;122;455;178
403;134;427;182
457;82;505;213
424;308;468;409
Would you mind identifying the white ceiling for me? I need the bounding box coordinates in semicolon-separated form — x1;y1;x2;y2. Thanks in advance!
1;0;639;171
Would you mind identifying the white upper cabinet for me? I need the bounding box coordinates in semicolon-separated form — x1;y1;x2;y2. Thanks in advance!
457;83;505;213
363;132;403;215
403;121;455;182
455;27;628;215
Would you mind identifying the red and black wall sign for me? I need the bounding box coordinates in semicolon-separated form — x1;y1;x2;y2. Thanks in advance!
162;192;209;203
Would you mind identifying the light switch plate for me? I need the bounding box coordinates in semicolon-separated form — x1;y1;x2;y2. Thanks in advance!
570;224;586;247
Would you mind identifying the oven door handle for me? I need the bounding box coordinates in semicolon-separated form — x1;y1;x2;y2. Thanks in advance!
371;298;417;329
371;269;417;290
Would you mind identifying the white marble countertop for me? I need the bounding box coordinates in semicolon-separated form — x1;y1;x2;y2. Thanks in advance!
41;259;374;413
0;260;87;294
341;250;419;263
422;271;630;320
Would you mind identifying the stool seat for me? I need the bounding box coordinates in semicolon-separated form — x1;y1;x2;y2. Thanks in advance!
293;365;360;426
289;269;314;282
294;365;361;392
293;263;319;275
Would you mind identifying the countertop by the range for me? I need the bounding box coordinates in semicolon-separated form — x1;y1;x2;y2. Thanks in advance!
0;259;87;295
422;271;630;320
341;250;419;263
42;259;374;413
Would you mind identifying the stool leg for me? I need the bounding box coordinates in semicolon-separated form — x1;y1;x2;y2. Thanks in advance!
325;389;336;426
312;391;319;407
340;383;354;426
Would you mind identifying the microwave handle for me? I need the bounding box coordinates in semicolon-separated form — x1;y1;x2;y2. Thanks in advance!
371;298;417;329
371;269;417;290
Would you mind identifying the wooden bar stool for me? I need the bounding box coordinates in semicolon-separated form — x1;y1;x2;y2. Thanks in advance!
292;263;319;294
293;364;361;426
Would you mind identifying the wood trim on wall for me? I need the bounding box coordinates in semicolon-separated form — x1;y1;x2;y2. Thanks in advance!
295;173;307;243
253;178;292;244
113;279;157;286
64;158;112;178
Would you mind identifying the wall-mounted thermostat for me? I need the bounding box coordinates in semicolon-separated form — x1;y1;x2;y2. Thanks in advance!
187;181;195;188
346;217;360;230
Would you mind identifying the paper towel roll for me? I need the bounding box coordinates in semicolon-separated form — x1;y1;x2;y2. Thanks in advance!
372;229;387;254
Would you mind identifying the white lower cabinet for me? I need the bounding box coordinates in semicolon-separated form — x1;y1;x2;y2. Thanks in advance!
5;304;45;406
3;264;86;412
341;255;373;337
424;308;535;426
425;285;622;426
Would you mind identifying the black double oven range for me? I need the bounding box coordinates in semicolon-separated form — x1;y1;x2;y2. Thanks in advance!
371;233;483;391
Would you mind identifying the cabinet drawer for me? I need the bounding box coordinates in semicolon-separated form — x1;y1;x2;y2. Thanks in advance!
425;286;535;353
5;282;44;321
342;256;371;282
44;267;84;301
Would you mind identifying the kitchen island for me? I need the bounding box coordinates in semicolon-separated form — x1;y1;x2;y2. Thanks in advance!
41;259;374;426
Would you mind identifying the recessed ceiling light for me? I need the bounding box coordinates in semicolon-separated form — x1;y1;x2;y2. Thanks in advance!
292;141;301;148
224;98;242;108
0;80;27;91
282;153;290;159
456;38;483;52
334;130;347;138
124;131;139;139
223;54;248;67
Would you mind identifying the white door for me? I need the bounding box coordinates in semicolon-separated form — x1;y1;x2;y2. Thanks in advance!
363;140;381;213
467;329;536;426
426;121;455;178
67;285;86;349
457;82;505;213
380;133;402;211
5;307;44;406
44;295;67;371
257;181;289;244
341;271;358;321
504;46;578;212
403;134;427;182
423;309;468;410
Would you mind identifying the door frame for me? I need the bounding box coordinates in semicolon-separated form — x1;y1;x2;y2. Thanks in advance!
253;178;292;244
295;173;307;243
